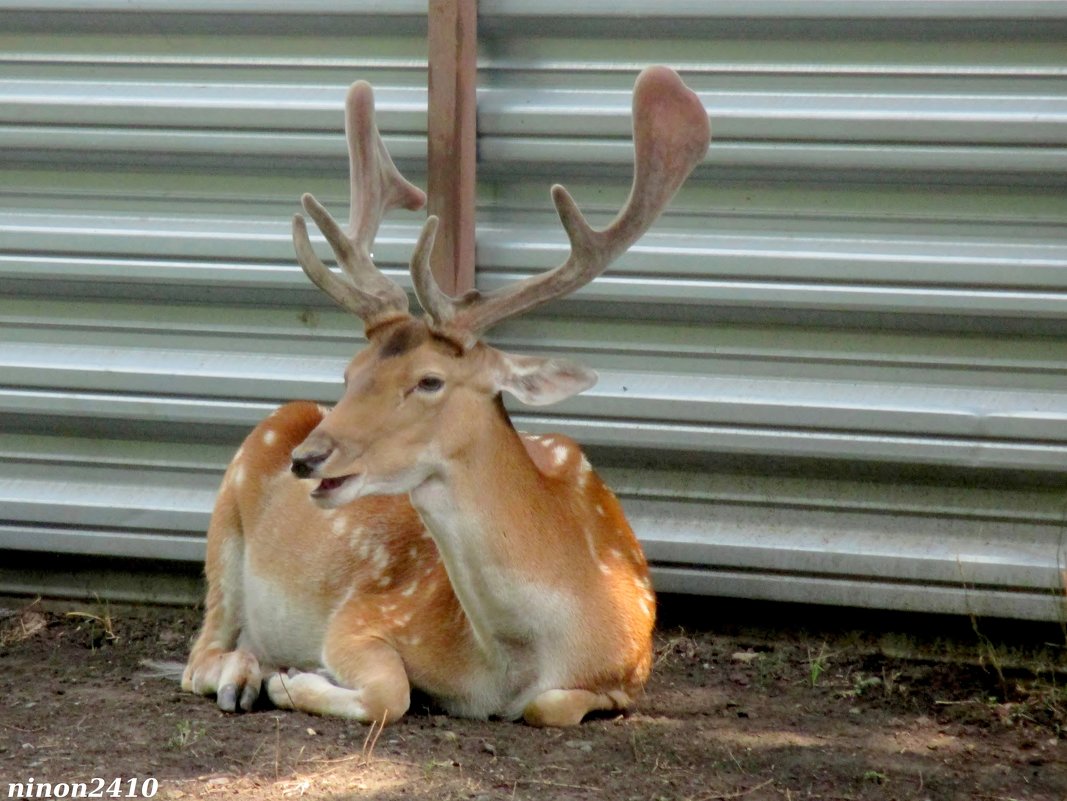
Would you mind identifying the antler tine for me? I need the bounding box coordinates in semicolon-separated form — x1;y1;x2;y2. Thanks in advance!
292;80;430;327
420;66;709;336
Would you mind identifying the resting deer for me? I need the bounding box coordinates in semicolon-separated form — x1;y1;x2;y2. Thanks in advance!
181;66;710;726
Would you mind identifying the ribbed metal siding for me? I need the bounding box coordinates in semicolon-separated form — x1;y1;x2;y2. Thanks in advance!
1;2;1065;619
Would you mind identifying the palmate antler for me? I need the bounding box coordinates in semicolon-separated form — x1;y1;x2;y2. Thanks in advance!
293;67;710;341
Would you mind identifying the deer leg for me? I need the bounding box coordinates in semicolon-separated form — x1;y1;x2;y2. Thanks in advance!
265;604;410;725
183;494;262;712
185;648;263;712
523;688;632;727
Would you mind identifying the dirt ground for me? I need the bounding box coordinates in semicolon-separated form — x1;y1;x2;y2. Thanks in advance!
1;597;1065;801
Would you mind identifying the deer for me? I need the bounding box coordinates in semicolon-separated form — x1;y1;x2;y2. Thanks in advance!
180;65;710;727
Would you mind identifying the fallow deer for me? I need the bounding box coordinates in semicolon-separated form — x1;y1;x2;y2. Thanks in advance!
181;66;710;726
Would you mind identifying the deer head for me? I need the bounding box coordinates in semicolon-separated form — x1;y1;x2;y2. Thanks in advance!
290;67;710;507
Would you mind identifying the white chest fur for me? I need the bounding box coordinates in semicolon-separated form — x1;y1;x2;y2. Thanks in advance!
410;478;582;712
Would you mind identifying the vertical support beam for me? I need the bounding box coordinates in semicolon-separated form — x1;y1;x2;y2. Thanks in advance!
427;0;478;296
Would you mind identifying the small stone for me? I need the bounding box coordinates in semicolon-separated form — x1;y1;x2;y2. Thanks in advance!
731;651;761;664
565;739;594;752
158;628;185;646
481;741;497;756
306;727;317;736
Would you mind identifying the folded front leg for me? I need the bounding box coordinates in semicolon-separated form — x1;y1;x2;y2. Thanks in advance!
267;602;411;724
265;639;408;723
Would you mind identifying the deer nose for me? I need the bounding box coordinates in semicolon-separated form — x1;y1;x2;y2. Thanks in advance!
291;448;331;479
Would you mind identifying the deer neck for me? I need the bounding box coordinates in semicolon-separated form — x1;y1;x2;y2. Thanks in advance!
408;401;576;667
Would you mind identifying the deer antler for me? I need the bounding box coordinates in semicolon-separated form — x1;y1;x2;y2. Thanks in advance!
292;81;431;329
412;65;710;336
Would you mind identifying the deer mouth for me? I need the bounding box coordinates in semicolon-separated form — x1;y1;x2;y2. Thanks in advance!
311;473;359;499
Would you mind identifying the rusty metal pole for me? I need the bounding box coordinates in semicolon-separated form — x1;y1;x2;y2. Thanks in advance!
426;0;477;296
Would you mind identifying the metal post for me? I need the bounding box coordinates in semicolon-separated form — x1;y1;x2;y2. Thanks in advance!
426;0;477;296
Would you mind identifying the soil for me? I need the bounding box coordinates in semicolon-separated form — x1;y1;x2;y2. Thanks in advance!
1;597;1065;801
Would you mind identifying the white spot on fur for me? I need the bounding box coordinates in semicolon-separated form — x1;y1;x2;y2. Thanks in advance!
377;575;392;588
263;429;278;446
358;541;371;561
583;527;609;576
541;437;556;448
233;464;246;487
595;504;606;517
371;543;391;576
331;516;347;535
577;454;592;488
401;581;419;597
552;445;568;468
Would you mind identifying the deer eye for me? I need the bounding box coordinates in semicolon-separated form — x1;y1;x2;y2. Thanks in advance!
416;375;445;393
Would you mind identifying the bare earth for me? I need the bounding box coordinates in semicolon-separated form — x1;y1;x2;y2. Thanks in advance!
1;597;1064;801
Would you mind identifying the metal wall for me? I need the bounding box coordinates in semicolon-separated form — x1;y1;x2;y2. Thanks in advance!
2;1;1066;619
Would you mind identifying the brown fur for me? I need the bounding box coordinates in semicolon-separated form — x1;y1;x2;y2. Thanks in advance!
180;61;711;726
184;335;655;723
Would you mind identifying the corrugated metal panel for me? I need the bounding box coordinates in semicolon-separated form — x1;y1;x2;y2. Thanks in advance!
1;1;1065;619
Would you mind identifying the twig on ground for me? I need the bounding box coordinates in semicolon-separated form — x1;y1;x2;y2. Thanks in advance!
274;715;282;780
362;713;386;763
701;778;774;800
725;745;748;775
514;779;602;793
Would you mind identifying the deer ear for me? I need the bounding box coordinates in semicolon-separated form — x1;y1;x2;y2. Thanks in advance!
489;349;598;406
